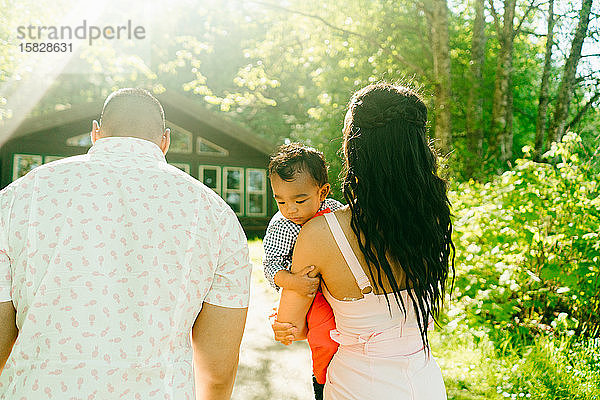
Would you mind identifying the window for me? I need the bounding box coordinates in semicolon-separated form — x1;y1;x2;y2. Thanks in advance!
246;169;267;216
13;154;42;181
196;137;229;157
66;133;92;147
199;165;221;194
168;124;193;153
169;163;191;174
44;155;65;163
223;167;244;215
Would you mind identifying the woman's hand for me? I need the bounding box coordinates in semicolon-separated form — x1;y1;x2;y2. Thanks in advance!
285;266;320;298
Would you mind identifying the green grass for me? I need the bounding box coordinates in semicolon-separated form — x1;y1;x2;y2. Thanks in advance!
431;324;600;399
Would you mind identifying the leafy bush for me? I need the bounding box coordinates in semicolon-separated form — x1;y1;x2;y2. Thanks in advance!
448;132;600;339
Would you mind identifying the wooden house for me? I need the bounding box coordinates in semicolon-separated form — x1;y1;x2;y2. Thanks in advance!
0;91;277;232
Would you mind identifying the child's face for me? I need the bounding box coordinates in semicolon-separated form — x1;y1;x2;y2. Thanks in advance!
271;172;330;226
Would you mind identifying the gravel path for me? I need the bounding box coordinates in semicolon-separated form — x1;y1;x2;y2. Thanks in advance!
231;243;314;400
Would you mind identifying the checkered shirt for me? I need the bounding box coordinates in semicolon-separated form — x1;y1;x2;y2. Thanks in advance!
263;198;344;290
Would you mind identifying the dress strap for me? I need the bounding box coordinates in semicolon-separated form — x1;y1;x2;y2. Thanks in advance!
323;213;372;291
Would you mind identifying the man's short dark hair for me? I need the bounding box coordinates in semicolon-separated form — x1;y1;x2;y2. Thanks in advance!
99;88;165;139
268;143;329;186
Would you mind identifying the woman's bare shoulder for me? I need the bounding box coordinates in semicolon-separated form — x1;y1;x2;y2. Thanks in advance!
293;207;351;270
299;205;350;239
296;215;330;243
332;205;351;221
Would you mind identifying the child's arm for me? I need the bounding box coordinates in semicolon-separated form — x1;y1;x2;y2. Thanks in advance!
263;217;320;296
276;218;326;344
263;254;288;290
263;218;299;290
263;214;300;290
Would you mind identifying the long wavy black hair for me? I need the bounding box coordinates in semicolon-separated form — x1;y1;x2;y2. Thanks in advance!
341;83;454;350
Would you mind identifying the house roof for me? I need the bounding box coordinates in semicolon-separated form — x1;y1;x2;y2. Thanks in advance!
0;90;276;155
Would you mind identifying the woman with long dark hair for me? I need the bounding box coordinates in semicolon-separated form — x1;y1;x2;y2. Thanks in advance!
273;83;454;399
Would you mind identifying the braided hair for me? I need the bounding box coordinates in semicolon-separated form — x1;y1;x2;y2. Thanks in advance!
341;83;454;350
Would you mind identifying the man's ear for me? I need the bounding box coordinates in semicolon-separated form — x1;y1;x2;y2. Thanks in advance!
319;183;331;201
91;120;101;144
160;128;171;155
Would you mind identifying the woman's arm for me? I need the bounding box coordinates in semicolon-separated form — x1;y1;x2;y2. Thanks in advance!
275;218;326;342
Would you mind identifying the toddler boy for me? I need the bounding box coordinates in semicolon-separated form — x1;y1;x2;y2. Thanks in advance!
263;143;342;399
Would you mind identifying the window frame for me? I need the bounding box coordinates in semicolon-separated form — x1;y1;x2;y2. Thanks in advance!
199;165;222;195
169;163;191;174
245;168;267;217
12;153;43;181
65;133;92;147
167;123;194;154
196;137;229;157
43;155;65;163
222;166;244;216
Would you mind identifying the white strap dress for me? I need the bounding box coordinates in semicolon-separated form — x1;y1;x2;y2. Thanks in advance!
322;212;447;400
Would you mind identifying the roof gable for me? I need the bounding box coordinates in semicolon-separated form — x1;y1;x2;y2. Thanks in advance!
0;90;276;155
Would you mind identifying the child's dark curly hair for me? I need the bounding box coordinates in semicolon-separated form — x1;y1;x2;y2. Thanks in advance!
268;143;329;186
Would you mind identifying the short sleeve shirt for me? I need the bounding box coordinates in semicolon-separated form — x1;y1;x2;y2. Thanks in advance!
0;137;251;399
